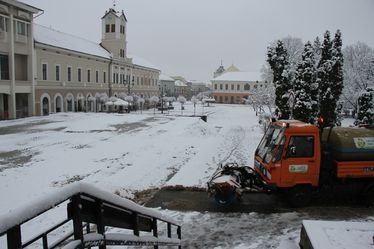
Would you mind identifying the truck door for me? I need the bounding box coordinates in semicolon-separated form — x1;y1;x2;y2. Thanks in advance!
280;135;318;187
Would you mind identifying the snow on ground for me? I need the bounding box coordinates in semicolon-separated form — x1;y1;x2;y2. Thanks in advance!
0;103;373;248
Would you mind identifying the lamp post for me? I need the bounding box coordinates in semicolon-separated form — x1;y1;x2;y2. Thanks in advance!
159;84;165;114
125;78;134;95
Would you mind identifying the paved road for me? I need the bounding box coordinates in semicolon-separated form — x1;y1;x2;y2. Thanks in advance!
146;189;292;213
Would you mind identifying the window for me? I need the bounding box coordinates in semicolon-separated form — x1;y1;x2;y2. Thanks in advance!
231;84;234;90
87;69;91;82
16;21;26;35
78;68;81;82
220;84;222;90
103;71;106;83
244;83;250;91
116;73;119;83
113;73;115;83
96;70;99;83
225;84;228;90
119;49;125;58
0;16;8;32
137;76;139;85
141;77;143;85
55;65;60;81
214;84;217;90
105;24;110;33
287;136;314;158
237;84;240;90
67;67;71;81
111;24;115;32
42;63;47;80
0;54;9;80
120;74;123;84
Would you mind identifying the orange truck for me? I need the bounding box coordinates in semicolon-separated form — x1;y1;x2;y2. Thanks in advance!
254;120;374;206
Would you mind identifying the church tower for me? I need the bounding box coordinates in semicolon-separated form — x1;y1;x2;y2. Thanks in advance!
101;8;128;60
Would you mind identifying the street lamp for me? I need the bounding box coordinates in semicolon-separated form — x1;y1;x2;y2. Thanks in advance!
159;83;165;114
124;77;135;95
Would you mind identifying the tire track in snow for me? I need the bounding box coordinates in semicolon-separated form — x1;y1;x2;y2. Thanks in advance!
215;126;248;165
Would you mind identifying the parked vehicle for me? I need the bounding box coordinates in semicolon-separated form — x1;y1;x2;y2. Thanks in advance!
208;120;374;206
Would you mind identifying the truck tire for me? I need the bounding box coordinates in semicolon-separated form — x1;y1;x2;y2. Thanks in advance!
362;183;374;206
287;185;312;208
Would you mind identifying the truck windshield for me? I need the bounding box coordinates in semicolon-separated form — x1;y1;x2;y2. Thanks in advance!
255;125;285;163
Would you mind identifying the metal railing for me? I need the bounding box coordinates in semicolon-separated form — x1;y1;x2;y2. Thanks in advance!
0;183;181;249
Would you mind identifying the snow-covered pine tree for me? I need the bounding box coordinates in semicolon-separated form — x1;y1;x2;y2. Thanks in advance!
313;36;322;65
357;87;374;125
267;40;291;119
293;41;316;123
331;30;344;123
317;31;335;125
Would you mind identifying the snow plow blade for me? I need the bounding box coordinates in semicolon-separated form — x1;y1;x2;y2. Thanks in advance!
207;163;272;205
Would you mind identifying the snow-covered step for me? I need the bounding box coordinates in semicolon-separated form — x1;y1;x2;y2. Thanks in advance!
300;220;374;249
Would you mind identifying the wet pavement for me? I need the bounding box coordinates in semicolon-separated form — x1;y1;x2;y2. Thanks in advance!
146;189;289;213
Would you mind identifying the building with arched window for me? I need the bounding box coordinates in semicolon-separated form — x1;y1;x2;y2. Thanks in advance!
211;68;268;104
0;0;160;119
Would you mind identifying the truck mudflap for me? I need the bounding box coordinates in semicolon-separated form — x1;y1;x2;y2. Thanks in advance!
207;163;275;205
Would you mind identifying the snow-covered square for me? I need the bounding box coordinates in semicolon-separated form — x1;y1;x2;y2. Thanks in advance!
0;103;373;248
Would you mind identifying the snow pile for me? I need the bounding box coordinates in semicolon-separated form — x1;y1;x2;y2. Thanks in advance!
303;220;374;249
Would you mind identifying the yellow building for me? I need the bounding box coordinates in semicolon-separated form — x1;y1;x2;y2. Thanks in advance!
211;64;268;104
0;0;160;119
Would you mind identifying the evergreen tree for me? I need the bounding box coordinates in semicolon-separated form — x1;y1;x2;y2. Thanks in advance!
293;41;316;122
357;87;374;125
316;30;344;126
313;36;322;66
267;40;291;119
331;30;344;120
317;31;335;125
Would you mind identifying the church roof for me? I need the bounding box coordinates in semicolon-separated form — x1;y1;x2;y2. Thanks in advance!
225;64;240;72
101;8;117;19
211;72;262;82
215;65;225;74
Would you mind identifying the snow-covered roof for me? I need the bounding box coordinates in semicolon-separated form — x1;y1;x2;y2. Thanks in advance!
211;72;262;82
160;74;175;81
34;24;159;71
34;24;111;59
128;54;160;71
175;80;187;87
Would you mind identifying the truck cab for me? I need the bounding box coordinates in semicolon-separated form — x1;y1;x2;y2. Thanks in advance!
254;120;321;189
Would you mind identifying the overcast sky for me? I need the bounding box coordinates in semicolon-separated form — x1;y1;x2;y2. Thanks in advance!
22;0;374;82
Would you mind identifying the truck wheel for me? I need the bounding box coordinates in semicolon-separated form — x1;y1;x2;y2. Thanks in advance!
287;185;312;208
362;183;374;206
